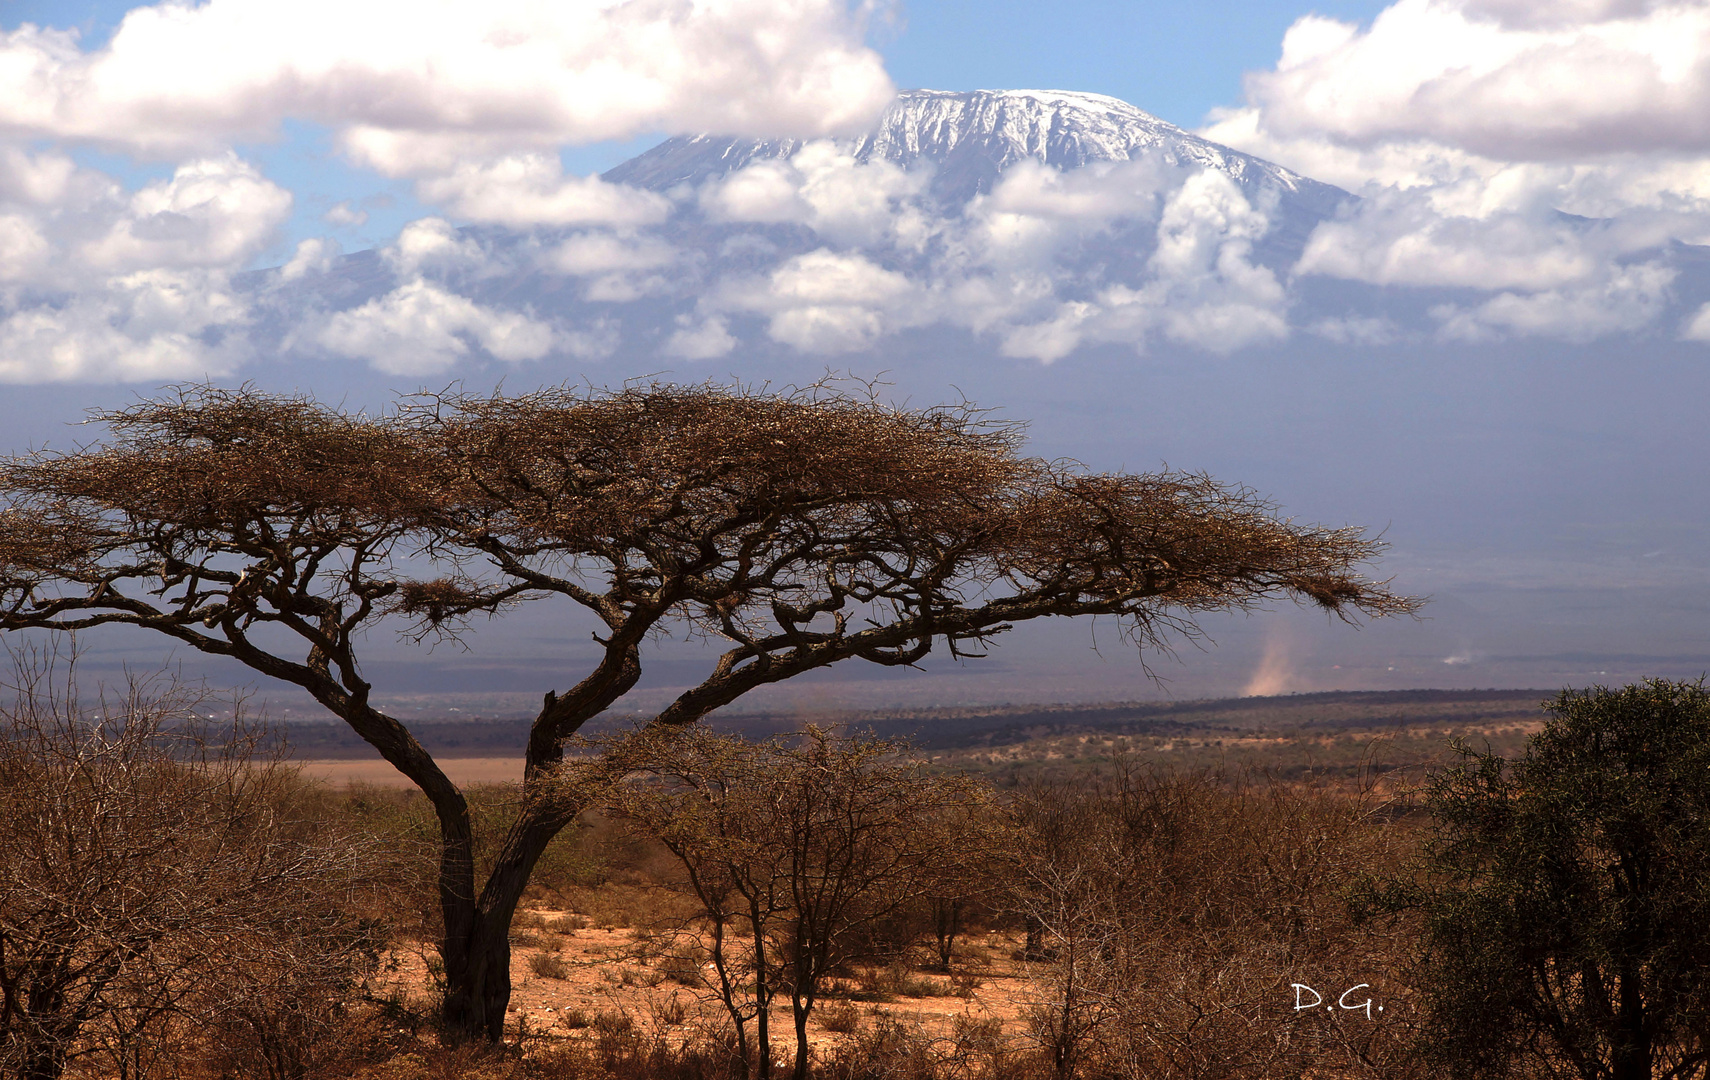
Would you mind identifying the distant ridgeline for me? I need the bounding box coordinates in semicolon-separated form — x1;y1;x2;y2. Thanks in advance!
279;689;1549;760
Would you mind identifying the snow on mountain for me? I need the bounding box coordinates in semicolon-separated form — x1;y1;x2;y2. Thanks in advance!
606;88;1349;214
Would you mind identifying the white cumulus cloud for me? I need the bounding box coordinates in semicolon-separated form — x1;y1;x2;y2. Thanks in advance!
544;230;680;302
417;155;671;226
974;171;1289;360
0;269;250;382
323;201;367;228
383;217;491;277
0;214;49;281
78;154;291;272
702;141;933;248
1296;197;1602;290
1237;0;1710;161
316;278;555;373
664;314;737;359
278;237;341;281
0;0;894;164
1198;0;1710;343
1432;262;1675;340
721;248;918;352
547;232;677;276
0;148;291;383
966;161;1170;269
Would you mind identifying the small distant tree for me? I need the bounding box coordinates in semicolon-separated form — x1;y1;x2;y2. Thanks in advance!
0;382;1418;1040
608;727;996;1080
918;836;1002;972
0;648;384;1080
1407;680;1710;1080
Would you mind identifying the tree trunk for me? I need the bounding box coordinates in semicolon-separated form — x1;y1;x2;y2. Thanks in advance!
325;652;637;1043
789;944;821;1080
791;993;813;1080
19;1045;65;1080
438;803;580;1041
1610;964;1651;1080
933;896;964;970
17;981;75;1080
439;917;511;1043
703;911;753;1076
754;988;772;1080
751;893;773;1080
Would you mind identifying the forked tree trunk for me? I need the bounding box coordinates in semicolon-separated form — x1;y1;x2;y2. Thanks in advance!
791;996;814;1080
328;678;626;1044
436;800;581;1040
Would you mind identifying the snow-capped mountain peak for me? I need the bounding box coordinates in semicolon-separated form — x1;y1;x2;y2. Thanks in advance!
604;88;1346;214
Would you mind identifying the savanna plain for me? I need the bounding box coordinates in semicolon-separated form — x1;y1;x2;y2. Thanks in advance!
19;669;1646;1080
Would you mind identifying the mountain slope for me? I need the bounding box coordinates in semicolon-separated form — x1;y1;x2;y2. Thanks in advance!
605;88;1350;216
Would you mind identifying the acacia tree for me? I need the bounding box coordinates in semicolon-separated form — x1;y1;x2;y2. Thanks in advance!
0;382;1416;1041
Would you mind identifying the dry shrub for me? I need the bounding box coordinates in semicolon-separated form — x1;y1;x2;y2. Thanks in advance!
660;945;708;987
618;965;665;988
818;1002;864;1034
349;1043;516;1080
608;727;1003;1080
559;883;697;930
0;648;403;1080
304;782;442;939
529;953;570;980
1011;758;1423;1080
340;1004;1041;1080
649;991;691;1028
817;1017;948;1080
357;1030;746;1080
859;964;953;1000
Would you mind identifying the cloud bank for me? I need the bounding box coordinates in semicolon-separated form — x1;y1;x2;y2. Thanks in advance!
1238;0;1710;161
1194;0;1710;343
0;0;893;381
0;0;894;161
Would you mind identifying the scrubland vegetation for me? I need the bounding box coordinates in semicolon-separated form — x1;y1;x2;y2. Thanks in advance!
8;653;1707;1080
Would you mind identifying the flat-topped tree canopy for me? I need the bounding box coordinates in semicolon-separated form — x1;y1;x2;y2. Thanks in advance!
0;380;1420;1041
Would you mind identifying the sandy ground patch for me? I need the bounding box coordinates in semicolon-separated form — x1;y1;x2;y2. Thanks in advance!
299;757;525;787
377;907;1035;1053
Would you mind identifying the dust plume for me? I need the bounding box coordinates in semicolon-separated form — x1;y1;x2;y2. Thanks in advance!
1243;632;1301;697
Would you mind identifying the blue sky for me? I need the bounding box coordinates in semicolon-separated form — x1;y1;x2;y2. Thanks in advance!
878;0;1393;129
